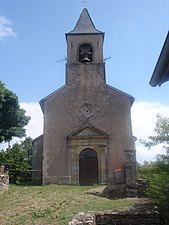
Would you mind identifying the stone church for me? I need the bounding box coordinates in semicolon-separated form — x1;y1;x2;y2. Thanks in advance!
32;8;136;188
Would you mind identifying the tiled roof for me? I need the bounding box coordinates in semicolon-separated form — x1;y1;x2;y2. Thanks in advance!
68;8;103;34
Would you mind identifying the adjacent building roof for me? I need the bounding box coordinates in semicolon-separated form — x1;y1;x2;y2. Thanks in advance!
67;8;104;35
149;31;169;87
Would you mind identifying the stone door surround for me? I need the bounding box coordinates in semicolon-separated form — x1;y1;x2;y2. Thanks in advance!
68;125;108;185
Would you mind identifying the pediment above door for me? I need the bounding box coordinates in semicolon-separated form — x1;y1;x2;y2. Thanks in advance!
69;125;108;138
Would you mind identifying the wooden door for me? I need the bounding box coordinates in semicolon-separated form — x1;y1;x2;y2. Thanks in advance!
79;149;99;186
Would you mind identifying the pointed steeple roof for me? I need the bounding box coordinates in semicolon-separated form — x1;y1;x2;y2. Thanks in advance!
68;8;103;34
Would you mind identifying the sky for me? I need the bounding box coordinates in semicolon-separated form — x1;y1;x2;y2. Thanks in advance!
0;0;169;163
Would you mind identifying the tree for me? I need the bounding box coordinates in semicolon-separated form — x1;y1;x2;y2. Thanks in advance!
141;114;169;224
141;114;169;150
0;81;30;144
0;137;33;184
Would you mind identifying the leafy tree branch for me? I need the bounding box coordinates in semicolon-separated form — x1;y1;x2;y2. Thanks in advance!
0;81;30;144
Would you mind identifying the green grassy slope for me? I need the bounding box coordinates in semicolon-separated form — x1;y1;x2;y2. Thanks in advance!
0;185;134;225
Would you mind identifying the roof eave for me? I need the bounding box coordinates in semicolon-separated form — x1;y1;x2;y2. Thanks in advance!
39;85;67;114
106;84;135;106
149;31;169;87
39;99;44;114
65;32;105;41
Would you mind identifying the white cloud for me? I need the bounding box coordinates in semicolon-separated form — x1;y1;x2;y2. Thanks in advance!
22;100;169;164
0;15;17;40
0;102;43;150
136;144;166;164
131;101;169;163
20;102;43;139
1;100;169;164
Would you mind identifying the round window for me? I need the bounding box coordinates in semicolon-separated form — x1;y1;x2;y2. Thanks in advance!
80;103;94;118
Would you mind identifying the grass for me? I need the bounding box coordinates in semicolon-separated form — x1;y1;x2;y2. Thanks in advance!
0;184;134;225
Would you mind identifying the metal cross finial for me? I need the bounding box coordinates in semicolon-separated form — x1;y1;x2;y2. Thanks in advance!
81;0;90;8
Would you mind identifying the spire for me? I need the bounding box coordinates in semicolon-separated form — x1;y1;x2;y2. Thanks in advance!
68;8;103;34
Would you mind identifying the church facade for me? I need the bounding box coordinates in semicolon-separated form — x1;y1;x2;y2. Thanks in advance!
32;8;136;187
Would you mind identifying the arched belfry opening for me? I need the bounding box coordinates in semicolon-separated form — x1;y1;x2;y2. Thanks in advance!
79;148;99;185
79;43;92;63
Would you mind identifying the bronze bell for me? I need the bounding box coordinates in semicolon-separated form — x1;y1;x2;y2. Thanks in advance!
79;43;92;63
81;55;91;62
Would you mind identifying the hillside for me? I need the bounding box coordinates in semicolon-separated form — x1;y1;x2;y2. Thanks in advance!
0;185;134;225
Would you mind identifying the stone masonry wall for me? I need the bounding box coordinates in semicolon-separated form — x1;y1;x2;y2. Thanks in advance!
32;135;43;182
0;165;9;190
42;63;135;185
69;200;159;225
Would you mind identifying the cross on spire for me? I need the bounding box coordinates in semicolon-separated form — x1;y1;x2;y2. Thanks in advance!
81;0;90;8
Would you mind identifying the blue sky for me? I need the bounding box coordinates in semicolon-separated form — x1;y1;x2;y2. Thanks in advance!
1;0;169;163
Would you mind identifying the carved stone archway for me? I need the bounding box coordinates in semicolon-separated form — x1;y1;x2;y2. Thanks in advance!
68;125;108;185
79;148;99;185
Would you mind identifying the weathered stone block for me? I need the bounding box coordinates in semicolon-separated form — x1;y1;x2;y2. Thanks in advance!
0;174;9;190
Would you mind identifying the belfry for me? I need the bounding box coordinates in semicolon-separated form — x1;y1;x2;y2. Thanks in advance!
32;8;137;189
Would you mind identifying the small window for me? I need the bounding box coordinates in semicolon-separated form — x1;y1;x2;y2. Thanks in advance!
79;43;92;63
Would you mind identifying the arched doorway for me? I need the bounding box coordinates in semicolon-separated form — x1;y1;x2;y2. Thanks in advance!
79;148;99;185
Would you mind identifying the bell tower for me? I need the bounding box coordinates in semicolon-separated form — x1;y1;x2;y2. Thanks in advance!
65;8;105;84
35;7;136;189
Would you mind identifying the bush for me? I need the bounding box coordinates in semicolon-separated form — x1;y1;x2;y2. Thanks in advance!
0;137;33;184
147;166;169;224
138;162;169;224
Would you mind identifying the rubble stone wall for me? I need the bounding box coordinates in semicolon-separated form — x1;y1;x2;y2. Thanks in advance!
69;201;159;225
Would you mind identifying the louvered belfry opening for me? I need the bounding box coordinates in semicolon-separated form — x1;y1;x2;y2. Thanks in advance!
79;148;99;186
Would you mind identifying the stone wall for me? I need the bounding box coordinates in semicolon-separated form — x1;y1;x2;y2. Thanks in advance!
41;63;135;185
0;165;9;190
125;150;137;197
69;200;159;225
137;178;148;198
32;135;43;182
